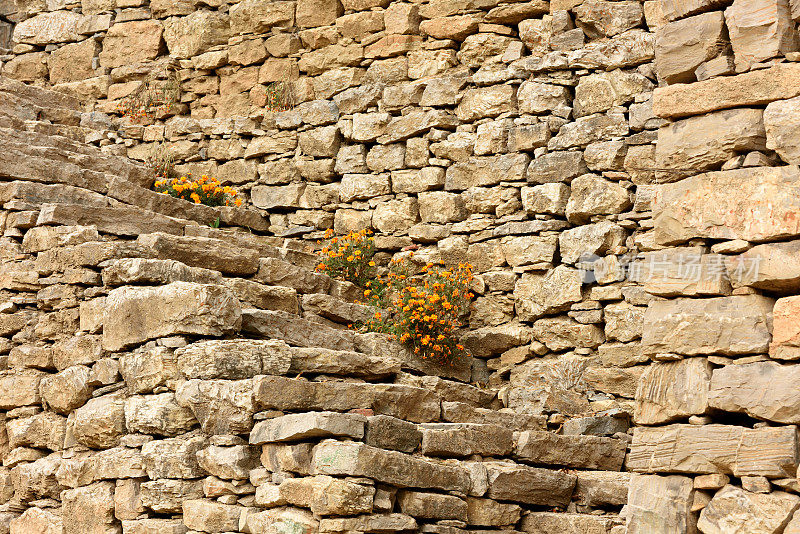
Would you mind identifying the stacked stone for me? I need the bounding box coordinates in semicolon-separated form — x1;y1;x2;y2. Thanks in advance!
624;0;800;532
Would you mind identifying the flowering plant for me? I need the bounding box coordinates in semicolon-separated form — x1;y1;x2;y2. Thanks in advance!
118;71;179;123
315;229;377;288
154;174;242;207
265;81;295;112
364;259;474;365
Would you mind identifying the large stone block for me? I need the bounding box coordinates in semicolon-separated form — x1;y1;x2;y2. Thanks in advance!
483;461;576;507
420;424;513;457
626;474;697;534
241;507;318;534
182;500;243;533
252;376;440;423
61;481;116;534
141;435;207;479
698;484;800;533
635;358;712;425
176;339;290;380
654;11;728;84
565;173;631;224
279;475;373;516
708;361;800;423
72;395;126;449
444;154;529;190
163;10;230;59
99;20;163;68
521;512;616;533
654;108;766;177
725;0;799;72
629;424;799;477
515;431;626;471
726;240;800;293
250;412;366;444
175;379;254;435
124;393;196;437
765;95;800;164
313;440;470;493
136;232;260;275
640;295;774;357
12;11;83;45
575;69;654;116
397;490;466;521
514;265;584;322
653;63;800;119
653;166;800;244
103;282;241;351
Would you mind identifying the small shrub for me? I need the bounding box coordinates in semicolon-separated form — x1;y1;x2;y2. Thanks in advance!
154;174;242;207
315;229;377;288
361;259;474;365
264;81;295;112
118;66;180;122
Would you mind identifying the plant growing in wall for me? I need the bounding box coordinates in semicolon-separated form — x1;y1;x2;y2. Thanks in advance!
155;174;242;207
147;142;177;180
316;229;378;288
264;81;296;112
118;64;180;123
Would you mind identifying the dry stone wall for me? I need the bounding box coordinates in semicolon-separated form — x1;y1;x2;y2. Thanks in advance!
1;0;800;532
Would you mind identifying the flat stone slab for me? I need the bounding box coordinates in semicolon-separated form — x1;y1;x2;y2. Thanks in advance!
250;412;366;445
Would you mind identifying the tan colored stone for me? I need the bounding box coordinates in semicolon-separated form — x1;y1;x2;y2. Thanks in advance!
397;490;466;521
40;365;92;414
725;0;799;72
49;39;98;84
62;481;116;534
627;474;697;534
549;113;629;151
575;69;654;116
516;431;626;471
103;282;241;352
653;166;800;244
280;475;374;516
484;461;576;507
456;85;516;122
420;14;480;41
709;361;800;423
445;154;529;191
771;296;800;360
9;507;61;534
136;232;260;275
514;265;584;322
242;507;318;534
72;395;126;449
653;63;800;119
175;378;253;434
99;20;162;68
765;95;800;164
522;512;616;533
698;484;800;533
12;11;82;45
635;358;712;425
182;500;242;532
654;12;727;84
163;10;230;59
124;393;196;437
629;424;799;477
566;173;631;224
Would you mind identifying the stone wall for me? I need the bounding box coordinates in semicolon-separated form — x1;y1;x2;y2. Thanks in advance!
1;0;800;532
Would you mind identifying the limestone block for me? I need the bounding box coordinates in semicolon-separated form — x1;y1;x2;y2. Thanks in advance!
521;512;616;533
0;372;43;409
771;296;800;360
574;471;631;507
514;266;584;322
465;497;521;526
725;0;799;72
49;39;98;84
765;95;800;164
655;108;766;176
120;519;186;534
103;282;241;351
698;485;800;533
61;481;116;534
9;507;61;534
196;445;258;480
297;0;341;28
397;490;466;521
483;461;576;507
252;376;440;422
176;339;290;380
55;447;146;488
419;14;480;41
141;479;203;513
163;10;230;59
420;423;513;457
6;412;65;451
99;20;162;68
136;232;260;275
653;166;800;244
521;183;570;216
573;0;644;37
549;113;629;151
124;394;196;437
12;11;83;45
118;347;179;395
708;361;800;422
182;500;242;533
377;109;459;144
653;63;800;119
634;249;732;297
39;365;92;414
634;358;712;425
641;295;774;356
313;440;470;492
501;235;558;268
516;431;626;471
364;416;421;453
339;173;389;202
175;379;254;435
230;0;294;34
654;12;728;84
531;317;605;351
73;395;126;449
280;475;374;516
565;174;631;224
241;507;318;534
444;154;529;190
455;85;516;122
373;197;419;233
629;424;799;477
517;81;569;115
527;150;588;183
142;436;207;479
575;69;654;116
559;220;625;264
626;474;697;534
250;412;365;445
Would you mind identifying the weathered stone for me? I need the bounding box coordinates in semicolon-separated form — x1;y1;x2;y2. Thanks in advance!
501;235;558;268
73;395;126;449
163;10;230;59
140;479;203;513
6;412;65;451
698;484;800;533
627;474;697;534
573;0;644;37
314;440;470;492
634;249;732;297
251;412;365;445
655;108;766;176
99;20;163;68
531;317;604;351
771;296;800;360
527;151;588;184
118;347;178;394
765;95;800;164
61;481;116;534
575;69;654;117
365;416;422;453
635;358;713;425
641;295;773;356
253;376;440;423
141;435;207;479
278;475;373;516
522;512;616;533
397;490;466;521
456;85;516;122
654;12;728;84
629;424;799;477
420;423;513;458
559;220;625;264
55;446;146;488
725;0;799;72
549;113;629;151
521;183;570;216
514;266;584;322
12;11;83;45
182;499;242;533
420;14;480;41
339;173;390;202
516;431;626;471
241;507;318;534
196;445;258;480
102;258;221;287
39;365;92;414
49;39;98;84
653;63;800;119
565;174;631;224
175;379;254;434
103;282;241;351
708;361;800;423
377;109;459;144
124;394;196;437
120;519;187;534
137;233;260;275
175;339;289;380
445;154;529;191
251;183;305;210
9;507;61;534
0;372;43;409
574;470;630;508
483;461;576;507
